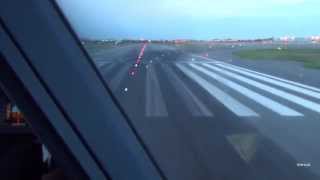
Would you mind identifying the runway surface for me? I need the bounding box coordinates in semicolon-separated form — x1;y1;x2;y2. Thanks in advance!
91;43;320;180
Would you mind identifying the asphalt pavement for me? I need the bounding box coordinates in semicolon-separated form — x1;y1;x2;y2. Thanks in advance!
91;43;320;180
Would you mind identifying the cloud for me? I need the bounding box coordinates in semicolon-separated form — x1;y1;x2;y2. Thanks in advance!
57;0;317;20
56;0;320;39
157;0;309;18
269;0;305;5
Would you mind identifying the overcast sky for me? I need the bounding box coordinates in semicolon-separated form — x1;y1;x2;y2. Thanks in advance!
56;0;320;40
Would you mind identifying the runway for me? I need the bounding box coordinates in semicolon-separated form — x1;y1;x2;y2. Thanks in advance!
92;43;320;180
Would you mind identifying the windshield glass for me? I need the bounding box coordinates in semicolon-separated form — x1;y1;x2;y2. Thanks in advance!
56;0;320;179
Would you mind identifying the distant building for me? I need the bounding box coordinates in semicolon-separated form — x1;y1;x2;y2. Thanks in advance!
311;36;320;43
210;38;274;44
280;36;295;42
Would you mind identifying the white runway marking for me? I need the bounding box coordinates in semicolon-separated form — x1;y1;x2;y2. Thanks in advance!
191;64;302;117
203;63;320;114
161;64;213;117
214;61;320;93
215;63;320;99
145;65;168;117
177;64;258;117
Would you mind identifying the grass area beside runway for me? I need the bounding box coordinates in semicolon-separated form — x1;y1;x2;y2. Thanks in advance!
234;48;320;69
175;43;236;54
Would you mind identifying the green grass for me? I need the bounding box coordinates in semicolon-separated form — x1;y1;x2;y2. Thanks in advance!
234;48;320;69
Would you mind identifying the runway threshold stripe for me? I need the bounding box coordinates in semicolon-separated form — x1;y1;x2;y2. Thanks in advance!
192;64;302;117
203;63;320;114
145;65;168;117
217;61;320;93
215;63;320;99
176;64;258;117
161;64;213;117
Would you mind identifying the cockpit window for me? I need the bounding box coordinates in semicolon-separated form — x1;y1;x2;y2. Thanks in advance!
56;0;320;179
